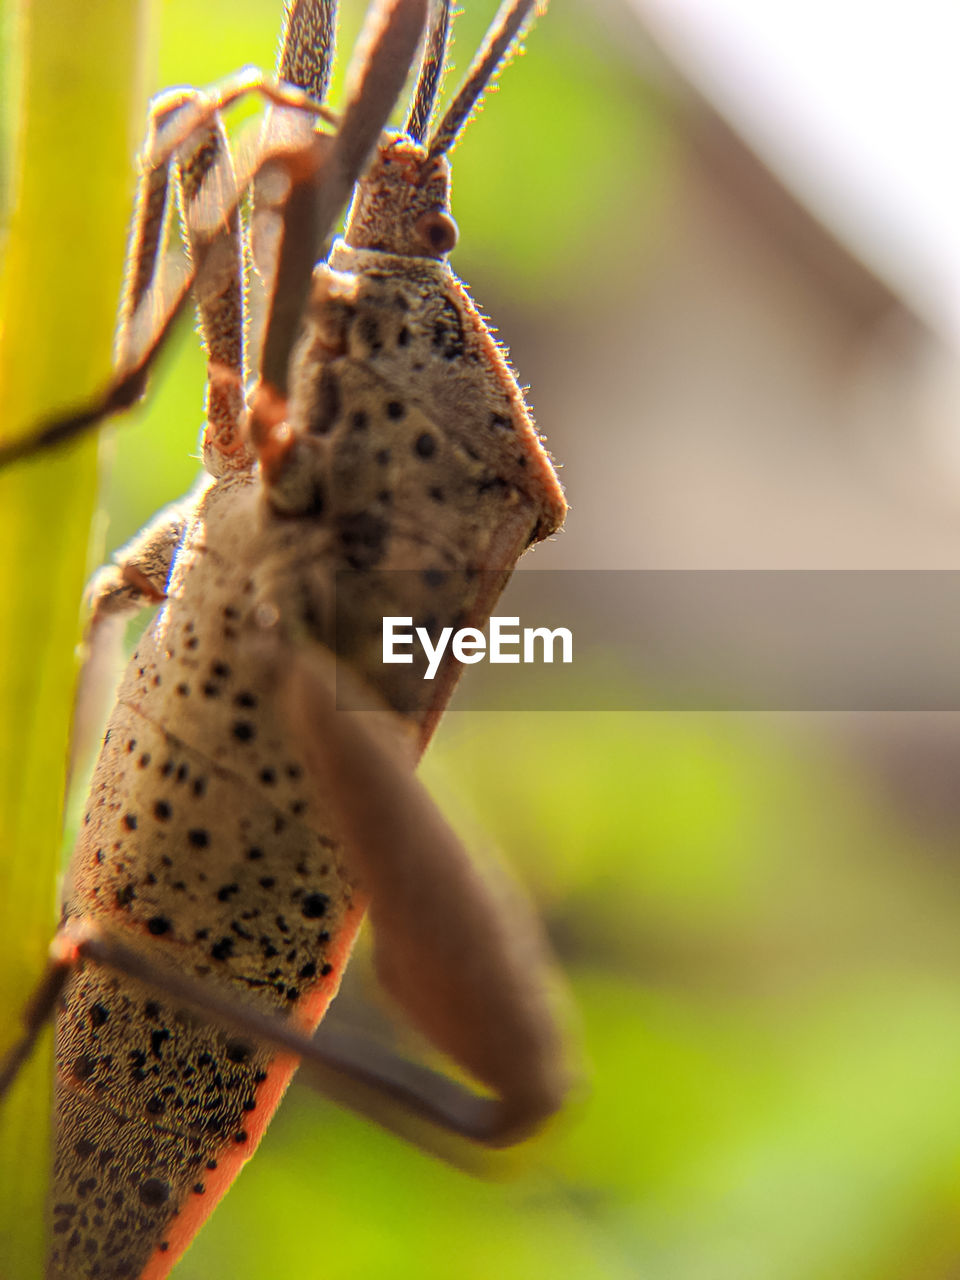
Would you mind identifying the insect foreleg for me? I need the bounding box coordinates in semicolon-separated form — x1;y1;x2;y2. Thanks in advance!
284;649;572;1147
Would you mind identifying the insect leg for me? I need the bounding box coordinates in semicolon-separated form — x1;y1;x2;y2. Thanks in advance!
283;649;572;1146
0;951;73;1105
0;78;332;472
0;915;537;1166
176;106;251;473
249;0;429;453
278;0;339;102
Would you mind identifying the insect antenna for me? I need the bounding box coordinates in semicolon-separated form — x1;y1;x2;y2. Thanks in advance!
405;0;451;143
426;0;541;159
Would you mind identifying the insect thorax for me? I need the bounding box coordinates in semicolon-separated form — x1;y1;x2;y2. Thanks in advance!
257;135;566;714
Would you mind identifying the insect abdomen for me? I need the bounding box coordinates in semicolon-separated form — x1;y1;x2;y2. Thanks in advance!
53;490;363;1279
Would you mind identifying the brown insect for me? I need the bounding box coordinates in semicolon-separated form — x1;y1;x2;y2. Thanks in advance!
0;0;569;1276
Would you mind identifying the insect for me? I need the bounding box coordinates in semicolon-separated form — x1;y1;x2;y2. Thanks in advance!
0;0;569;1276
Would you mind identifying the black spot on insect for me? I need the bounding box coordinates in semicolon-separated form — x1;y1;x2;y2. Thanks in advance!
75;1137;97;1160
375;448;391;466
212;661;230;678
217;883;239;902
414;433;436;459
259;767;276;786
210;937;234;961
138;752;151;768
320;962;333;976
232;692;257;711
377;489;393;506
298;961;317;979
491;412;512;430
259;877;276;890
73;1054;95;1081
77;1177;96;1196
193;1182;206;1195
286;987;300;1001
301;892;329;919
172;880;186;891
308;366;341;435
159;1242;170;1253
243;1096;257;1111
161;759;175;777
290;800;306;816
122;813;137;832
145;1096;165;1116
126;739;136;753
115;884;135;909
477;475;510;496
232;720;255;742
357;314;383;353
337;511;388;570
202;682;219;698
224;605;239;620
431;303;465;359
177;763;189;782
139;1178;170;1208
193;777;207;797
188;829;209;848
153;800;171;821
386;399;405;420
175;683;190;697
397;326;410;347
144;1001;160;1020
234;1131;248;1144
287;764;302;780
254;1070;268;1085
150;1029;169;1058
429;486;445;503
247;846;264;861
89;1003;108;1028
195;928;209;940
225;1041;251;1064
206;1159;218;1171
147;916;170;936
205;1117;223;1135
186;635;199;650
350;409;369;432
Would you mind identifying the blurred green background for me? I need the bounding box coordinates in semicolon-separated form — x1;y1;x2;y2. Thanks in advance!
6;2;960;1278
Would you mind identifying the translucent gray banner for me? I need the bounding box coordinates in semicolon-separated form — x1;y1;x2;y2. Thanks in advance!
331;571;960;711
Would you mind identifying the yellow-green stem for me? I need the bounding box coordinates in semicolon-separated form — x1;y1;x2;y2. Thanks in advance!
0;1;153;1274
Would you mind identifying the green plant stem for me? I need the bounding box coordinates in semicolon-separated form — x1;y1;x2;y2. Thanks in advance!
0;1;153;1274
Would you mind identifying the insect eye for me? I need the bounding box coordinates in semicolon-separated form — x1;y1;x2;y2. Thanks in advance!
415;210;459;256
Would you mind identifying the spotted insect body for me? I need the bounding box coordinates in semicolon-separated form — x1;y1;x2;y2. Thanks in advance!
0;2;569;1276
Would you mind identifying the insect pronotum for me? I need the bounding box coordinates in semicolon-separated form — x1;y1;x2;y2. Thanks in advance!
0;1;569;1276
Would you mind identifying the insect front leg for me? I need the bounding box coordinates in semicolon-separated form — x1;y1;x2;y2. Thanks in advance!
284;649;572;1147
